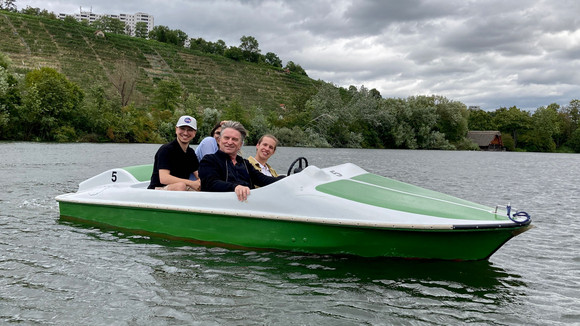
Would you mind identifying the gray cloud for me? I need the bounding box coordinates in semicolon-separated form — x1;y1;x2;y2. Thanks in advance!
15;0;580;110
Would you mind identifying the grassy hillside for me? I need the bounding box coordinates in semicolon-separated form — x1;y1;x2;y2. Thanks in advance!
0;10;319;110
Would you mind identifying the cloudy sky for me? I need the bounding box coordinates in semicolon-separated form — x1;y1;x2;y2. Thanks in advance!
14;0;580;111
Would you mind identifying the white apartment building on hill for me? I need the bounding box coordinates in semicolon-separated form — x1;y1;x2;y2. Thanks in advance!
57;8;154;37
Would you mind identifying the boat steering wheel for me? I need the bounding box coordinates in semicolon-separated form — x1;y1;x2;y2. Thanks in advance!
287;157;309;175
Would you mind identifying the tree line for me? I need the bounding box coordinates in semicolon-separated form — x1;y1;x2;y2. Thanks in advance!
467;102;580;152
2;52;579;152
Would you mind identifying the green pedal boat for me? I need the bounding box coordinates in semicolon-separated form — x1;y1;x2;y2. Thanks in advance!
56;163;532;260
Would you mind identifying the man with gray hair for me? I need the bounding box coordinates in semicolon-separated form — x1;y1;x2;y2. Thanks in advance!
199;121;284;201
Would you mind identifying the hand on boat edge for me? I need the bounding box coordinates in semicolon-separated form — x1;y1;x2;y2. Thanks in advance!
235;185;251;202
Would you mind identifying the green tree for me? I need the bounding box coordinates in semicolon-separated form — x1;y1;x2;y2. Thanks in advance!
0;53;20;139
62;15;78;25
0;68;10;132
18;6;36;15
153;78;182;112
567;128;580;153
198;107;221;139
433;96;468;142
270;126;329;147
502;133;516;151
557;99;580;148
492;106;531;148
521;104;559;152
190;37;209;52
19;6;55;18
224;46;243;61
91;17;126;34
20;67;84;140
182;93;201;116
382;96;452;149
106;104;138;142
135;22;149;38
306;83;344;145
222;99;250;128
566;99;580;126
1;0;16;11
405;96;451;149
75;84;115;141
149;25;188;46
468;108;495;130
190;38;226;55
275;87;317;129
154;94;201;142
212;40;227;56
20;6;40;15
108;17;127;34
304;83;369;148
109;59;138;107
264;52;282;67
379;98;407;148
148;26;187;46
174;30;188;47
285;61;308;76
369;98;396;148
343;85;384;147
239;35;260;63
149;25;171;43
246;107;269;144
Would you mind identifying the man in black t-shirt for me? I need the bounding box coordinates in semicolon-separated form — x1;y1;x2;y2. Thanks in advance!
148;116;201;191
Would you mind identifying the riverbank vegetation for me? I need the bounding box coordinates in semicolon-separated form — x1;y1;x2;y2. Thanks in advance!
1;8;579;152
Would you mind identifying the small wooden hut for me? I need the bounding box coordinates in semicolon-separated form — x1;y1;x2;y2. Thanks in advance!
467;131;503;151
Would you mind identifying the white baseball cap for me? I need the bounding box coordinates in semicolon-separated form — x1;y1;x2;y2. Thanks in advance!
176;115;197;130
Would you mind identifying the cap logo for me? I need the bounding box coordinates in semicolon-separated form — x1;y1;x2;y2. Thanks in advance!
184;117;192;123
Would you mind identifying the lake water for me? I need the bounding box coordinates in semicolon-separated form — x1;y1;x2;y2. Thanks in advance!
1;142;579;325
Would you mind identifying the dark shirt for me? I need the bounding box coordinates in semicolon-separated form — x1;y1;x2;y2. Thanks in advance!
199;150;283;192
148;139;199;189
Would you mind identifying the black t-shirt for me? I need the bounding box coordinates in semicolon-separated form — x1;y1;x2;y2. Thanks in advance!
148;139;199;189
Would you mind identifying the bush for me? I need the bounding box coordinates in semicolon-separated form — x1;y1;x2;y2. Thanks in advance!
502;133;515;151
78;133;103;142
427;131;455;150
271;126;330;147
197;107;221;139
304;128;331;148
454;137;480;151
566;128;580;153
54;125;77;142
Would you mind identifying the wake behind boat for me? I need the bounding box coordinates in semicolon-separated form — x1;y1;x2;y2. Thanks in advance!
56;162;532;260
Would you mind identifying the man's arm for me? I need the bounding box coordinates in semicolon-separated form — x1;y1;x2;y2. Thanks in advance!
232;162;283;201
159;169;201;191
